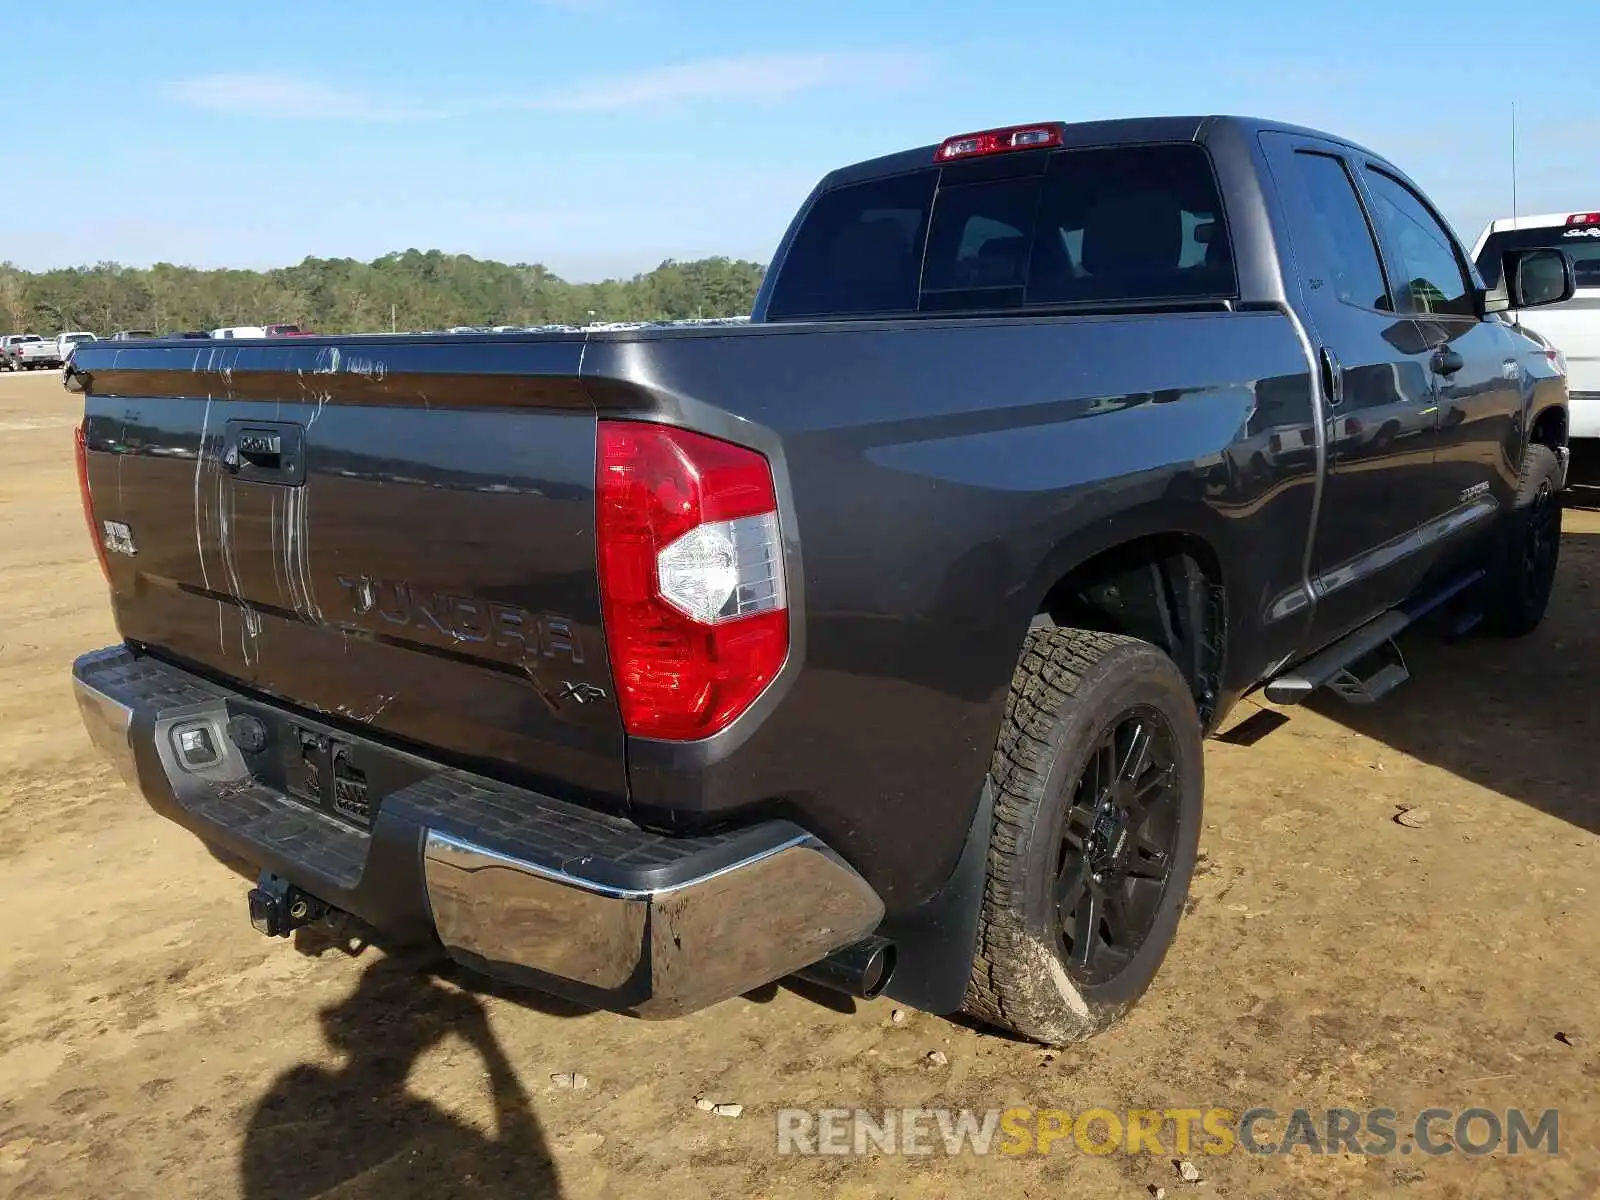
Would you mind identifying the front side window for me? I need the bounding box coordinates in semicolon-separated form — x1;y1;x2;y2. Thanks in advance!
1362;168;1474;317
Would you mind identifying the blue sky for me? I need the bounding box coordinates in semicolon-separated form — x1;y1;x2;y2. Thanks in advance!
1;0;1593;281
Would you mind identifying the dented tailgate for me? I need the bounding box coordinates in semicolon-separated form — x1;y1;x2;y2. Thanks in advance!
73;337;628;806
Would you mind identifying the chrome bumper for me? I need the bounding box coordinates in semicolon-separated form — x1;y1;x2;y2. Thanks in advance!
73;672;139;790
72;644;885;1019
423;828;885;1018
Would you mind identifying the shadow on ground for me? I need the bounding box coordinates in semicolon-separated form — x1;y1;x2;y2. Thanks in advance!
235;929;809;1199
239;956;567;1200
1298;449;1600;836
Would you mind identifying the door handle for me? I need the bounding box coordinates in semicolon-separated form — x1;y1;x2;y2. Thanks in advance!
1320;346;1344;408
1430;348;1465;377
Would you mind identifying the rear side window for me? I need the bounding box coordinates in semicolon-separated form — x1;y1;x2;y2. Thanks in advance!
765;144;1234;319
1287;151;1392;310
1023;146;1234;307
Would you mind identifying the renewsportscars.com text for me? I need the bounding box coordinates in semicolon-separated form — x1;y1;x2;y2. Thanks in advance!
774;1106;1559;1158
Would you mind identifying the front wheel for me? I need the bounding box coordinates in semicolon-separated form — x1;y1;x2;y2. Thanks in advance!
963;628;1204;1046
1482;443;1563;637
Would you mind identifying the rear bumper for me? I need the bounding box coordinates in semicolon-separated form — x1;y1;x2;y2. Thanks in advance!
71;644;884;1017
1569;392;1600;440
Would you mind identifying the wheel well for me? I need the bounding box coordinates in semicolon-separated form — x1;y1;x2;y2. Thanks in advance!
1034;535;1227;728
1531;405;1567;453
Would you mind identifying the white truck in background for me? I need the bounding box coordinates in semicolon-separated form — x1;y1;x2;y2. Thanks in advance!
1474;211;1600;438
56;331;98;365
2;335;62;370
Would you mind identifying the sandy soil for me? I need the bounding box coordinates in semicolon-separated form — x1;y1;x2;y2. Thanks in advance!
1;368;1597;1199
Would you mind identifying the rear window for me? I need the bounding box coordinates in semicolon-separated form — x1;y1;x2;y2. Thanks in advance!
766;143;1235;320
1476;225;1600;290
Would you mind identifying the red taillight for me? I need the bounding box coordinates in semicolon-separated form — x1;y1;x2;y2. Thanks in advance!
596;421;789;741
75;422;111;583
1566;212;1600;226
936;122;1063;162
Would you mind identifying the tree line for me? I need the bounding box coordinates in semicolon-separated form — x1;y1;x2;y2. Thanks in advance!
0;250;768;334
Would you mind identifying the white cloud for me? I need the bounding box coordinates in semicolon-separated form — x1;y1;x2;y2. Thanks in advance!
532;51;932;112
164;51;933;122
162;74;411;120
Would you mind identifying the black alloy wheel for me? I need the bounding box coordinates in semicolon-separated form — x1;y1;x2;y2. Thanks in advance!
1055;707;1182;985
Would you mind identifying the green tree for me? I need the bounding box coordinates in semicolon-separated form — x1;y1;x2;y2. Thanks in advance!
0;253;766;335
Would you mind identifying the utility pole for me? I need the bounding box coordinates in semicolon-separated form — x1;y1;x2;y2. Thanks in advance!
391;304;396;333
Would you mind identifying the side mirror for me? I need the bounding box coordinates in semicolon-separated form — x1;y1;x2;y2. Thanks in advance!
1507;248;1576;310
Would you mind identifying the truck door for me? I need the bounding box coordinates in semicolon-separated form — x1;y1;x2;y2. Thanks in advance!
1357;165;1523;549
1258;133;1447;647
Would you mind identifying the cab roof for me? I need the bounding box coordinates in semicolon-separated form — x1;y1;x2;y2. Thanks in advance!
821;115;1383;188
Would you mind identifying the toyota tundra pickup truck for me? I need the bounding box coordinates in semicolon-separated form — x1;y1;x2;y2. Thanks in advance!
68;116;1575;1046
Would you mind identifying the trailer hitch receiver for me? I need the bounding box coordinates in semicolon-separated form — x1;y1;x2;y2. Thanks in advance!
247;871;330;938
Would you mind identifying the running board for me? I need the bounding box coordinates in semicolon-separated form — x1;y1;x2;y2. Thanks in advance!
1324;640;1409;705
1264;568;1486;706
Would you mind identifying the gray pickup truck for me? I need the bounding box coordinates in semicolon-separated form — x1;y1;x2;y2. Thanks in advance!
67;115;1574;1046
3;334;63;371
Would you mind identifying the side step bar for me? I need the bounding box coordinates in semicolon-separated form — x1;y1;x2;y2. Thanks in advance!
1264;568;1486;706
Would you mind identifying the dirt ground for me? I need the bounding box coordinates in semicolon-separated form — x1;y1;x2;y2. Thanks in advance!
1;368;1597;1200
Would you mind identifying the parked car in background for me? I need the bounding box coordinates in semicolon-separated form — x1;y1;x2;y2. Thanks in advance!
211;325;268;339
165;331;213;340
69;114;1576;1049
1;334;36;367
3;334;63;370
263;324;310;336
109;330;157;341
56;332;98;363
1473;211;1600;438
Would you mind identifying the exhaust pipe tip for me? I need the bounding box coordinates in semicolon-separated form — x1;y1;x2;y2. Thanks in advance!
794;935;897;1000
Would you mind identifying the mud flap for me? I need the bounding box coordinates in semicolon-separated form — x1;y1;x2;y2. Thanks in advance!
875;777;994;1015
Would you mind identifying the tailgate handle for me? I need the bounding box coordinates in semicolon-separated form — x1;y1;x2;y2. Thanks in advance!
223;420;306;486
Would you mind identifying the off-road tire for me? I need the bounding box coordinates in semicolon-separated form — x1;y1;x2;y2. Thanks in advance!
962;627;1204;1046
1482;442;1563;637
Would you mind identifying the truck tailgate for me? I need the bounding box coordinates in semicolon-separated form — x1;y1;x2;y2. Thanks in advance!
73;339;627;805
